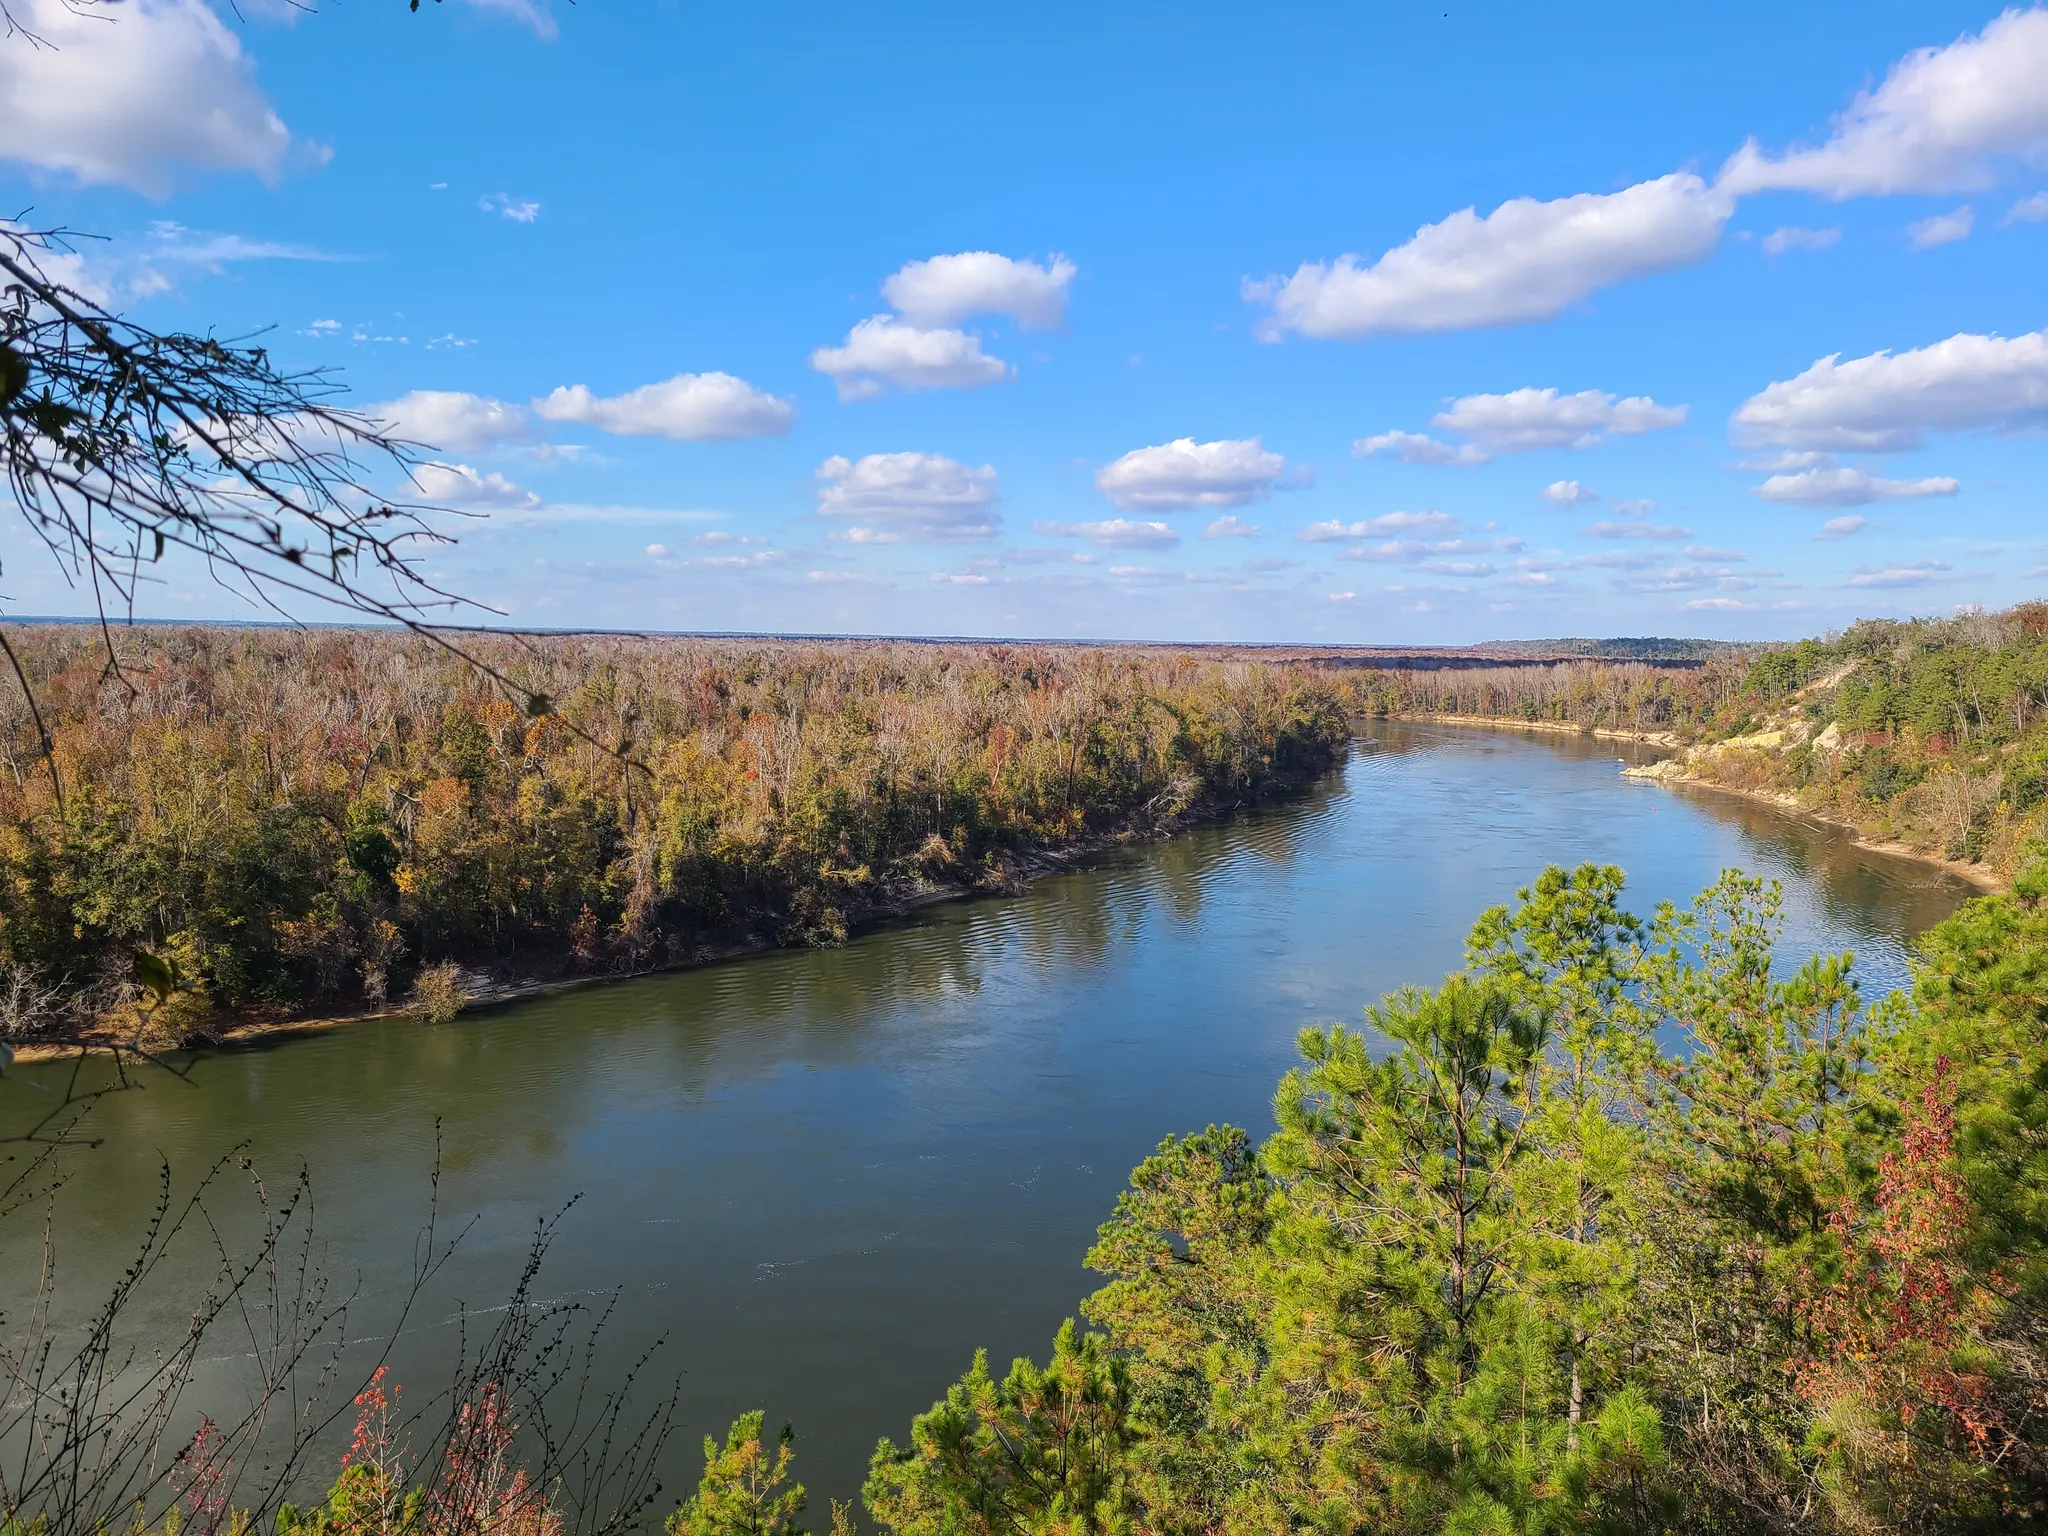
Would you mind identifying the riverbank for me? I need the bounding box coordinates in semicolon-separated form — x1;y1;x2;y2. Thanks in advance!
1386;711;1682;746
6;770;1332;1065
1398;710;2007;893
1622;754;2007;893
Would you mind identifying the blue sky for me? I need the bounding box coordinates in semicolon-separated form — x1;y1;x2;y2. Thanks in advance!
3;0;2046;642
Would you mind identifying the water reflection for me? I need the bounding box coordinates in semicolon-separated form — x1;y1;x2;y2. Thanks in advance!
0;722;1984;1509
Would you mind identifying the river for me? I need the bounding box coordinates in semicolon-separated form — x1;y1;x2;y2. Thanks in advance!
0;722;1984;1510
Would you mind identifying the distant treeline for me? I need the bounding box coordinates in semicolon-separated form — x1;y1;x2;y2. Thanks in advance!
0;628;1347;1037
1347;654;1756;736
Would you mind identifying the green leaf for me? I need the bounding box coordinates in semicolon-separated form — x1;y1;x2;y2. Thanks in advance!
133;950;175;1001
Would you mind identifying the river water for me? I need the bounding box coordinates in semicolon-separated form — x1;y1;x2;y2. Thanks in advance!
0;722;1983;1509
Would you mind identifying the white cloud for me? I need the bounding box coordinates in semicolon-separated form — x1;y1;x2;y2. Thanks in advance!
1360;509;1460;536
479;193;542;223
1299;520;1369;543
2009;191;2048;223
1002;547;1099;566
1579;520;1694;541
815;453;1000;542
1613;561;1770;595
1687;598;1760;612
1203;515;1260;539
1247;172;1731;338
1337;543;1498;575
1731;327;2048;450
534;373;795;440
409;462;542;510
0;0;299;195
1752;465;1959;506
1095;437;1288;511
1907;206;1975;249
1033;518;1180;550
1719;9;2048;198
1351;429;1489;466
1540;479;1599;506
881;252;1076;328
1612;498;1658;517
1845;560;1954;589
931;570;992;586
1760;226;1842;255
1817;515;1868;539
372;391;533;453
1419;387;1688;458
809;316;1010;400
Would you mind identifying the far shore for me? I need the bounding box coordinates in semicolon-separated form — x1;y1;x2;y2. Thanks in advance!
1389;711;2006;895
7;770;1329;1066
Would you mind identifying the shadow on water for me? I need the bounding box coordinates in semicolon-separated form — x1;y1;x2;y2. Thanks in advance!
0;721;1984;1508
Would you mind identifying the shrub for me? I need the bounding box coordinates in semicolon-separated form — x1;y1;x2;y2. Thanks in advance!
407;962;470;1024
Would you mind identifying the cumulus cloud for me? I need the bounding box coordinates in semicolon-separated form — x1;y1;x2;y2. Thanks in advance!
881;252;1076;328
1540;479;1599;506
408;462;542;510
1760;226;1842;255
1613;561;1770;595
372;391;533;453
1907;206;1975;248
1731;328;2048;450
1436;388;1688;453
1095;437;1289;511
1247;173;1731;339
1033;518;1180;550
815;453;1000;542
1203;516;1260;538
1351;429;1489;466
1301;516;1464;545
1751;465;1959;506
1338;542;1498;576
1579;520;1694;541
1816;515;1869;540
1845;560;1954;589
1359;390;1685;465
0;0;299;195
535;373;795;440
2009;191;2048;224
1719;9;2048;198
809;315;1010;400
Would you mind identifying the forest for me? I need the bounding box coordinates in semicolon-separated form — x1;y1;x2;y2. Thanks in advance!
0;626;1348;1042
1354;602;2048;881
